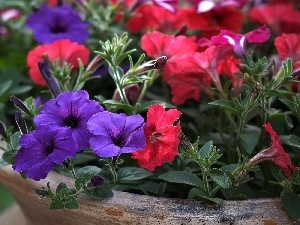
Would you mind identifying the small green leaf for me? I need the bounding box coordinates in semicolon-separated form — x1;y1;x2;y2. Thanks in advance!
103;100;133;113
188;188;223;204
208;100;239;114
117;167;152;181
210;168;231;188
0;80;13;97
56;182;68;193
288;135;300;148
75;166;101;190
158;171;203;187
63;196;79;209
240;131;259;155
281;192;300;223
199;141;213;157
2;150;17;164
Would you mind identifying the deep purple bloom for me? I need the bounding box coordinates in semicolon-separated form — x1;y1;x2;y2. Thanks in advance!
26;4;89;44
87;112;146;158
13;126;77;181
34;90;103;151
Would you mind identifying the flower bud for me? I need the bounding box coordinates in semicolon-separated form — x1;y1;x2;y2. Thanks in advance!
38;61;61;98
10;95;31;116
87;175;105;188
0;121;7;140
15;110;28;134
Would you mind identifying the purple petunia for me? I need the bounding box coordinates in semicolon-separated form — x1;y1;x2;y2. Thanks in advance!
34;90;103;151
26;4;89;44
13;126;78;181
87;111;146;158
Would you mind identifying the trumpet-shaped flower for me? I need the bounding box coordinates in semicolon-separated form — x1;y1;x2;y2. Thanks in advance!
247;123;297;178
132;104;181;171
13;126;78;181
87;112;146;157
26;4;89;44
34;90;103;151
27;39;90;86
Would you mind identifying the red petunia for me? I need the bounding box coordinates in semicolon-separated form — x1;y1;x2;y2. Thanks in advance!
248;123;297;178
274;33;300;70
217;56;243;97
248;4;300;35
132;104;181;171
27;39;90;86
141;31;198;80
126;5;179;34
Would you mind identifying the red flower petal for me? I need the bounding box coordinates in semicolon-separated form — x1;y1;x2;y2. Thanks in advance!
26;39;90;86
132;104;181;171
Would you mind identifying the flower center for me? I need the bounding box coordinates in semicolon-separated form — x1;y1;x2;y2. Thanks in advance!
64;115;79;128
149;132;163;143
51;24;67;34
110;130;126;147
44;142;55;156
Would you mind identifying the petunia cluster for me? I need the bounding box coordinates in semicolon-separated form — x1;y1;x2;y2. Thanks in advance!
13;90;182;180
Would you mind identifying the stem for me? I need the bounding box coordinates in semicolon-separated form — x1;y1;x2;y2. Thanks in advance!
108;157;118;184
202;170;210;196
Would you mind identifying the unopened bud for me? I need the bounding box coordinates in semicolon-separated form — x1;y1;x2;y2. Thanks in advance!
10;96;31;116
131;56;168;75
85;55;105;74
0;121;7;139
38;61;61;98
15;110;28;134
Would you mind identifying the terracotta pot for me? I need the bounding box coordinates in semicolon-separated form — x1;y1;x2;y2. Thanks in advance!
0;151;294;225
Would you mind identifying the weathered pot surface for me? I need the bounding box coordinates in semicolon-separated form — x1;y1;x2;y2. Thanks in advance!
0;151;294;225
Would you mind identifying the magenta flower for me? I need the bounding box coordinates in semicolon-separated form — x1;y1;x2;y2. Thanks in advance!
13;126;78;181
87;111;146;158
26;4;89;44
187;0;247;13
34;90;103;151
199;25;271;57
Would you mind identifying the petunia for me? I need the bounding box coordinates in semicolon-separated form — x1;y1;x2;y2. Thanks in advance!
187;0;247;13
27;39;90;86
200;25;271;57
132;104;181;171
34;90;103;151
87;111;146;158
13;126;78;181
246;123;297;178
26;4;89;44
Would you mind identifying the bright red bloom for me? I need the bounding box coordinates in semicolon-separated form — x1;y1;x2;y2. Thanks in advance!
27;39;90;86
248;4;300;35
141;31;198;80
176;6;244;38
217;56;243;97
132;104;181;171
274;33;300;70
126;5;179;34
248;123;297;178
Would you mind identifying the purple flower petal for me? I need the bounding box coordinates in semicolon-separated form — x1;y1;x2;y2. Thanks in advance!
26;4;89;44
87;111;146;158
13;126;78;181
34;90;104;151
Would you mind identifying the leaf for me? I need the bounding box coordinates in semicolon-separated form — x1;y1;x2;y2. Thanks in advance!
158;171;203;187
117;167;152;181
210;168;231;188
188;188;223;204
2;150;17;164
281;192;300;223
240;131;259;155
199;140;213;157
102;100;133;113
138;101;175;113
88;180;114;200
208;100;239;114
288;135;300;148
0;80;13;97
75;166;101;190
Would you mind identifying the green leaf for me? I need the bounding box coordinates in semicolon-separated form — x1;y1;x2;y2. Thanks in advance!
0;156;8;168
281;192;300;223
288;135;300;148
88;180;114;200
63;196;79;209
9;85;32;95
56;182;68;193
199;140;213;157
117;167;152;181
208;100;239;114
158;171;203;187
102;100;133;113
210;168;231;188
0;80;13;97
188;188;223;204
75;166;101;190
240;131;259;154
2;150;17;164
